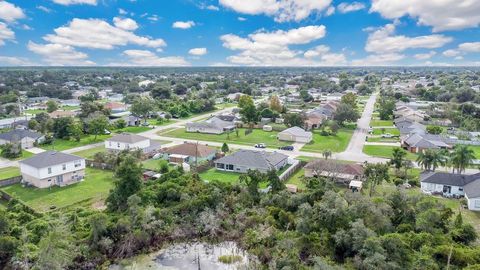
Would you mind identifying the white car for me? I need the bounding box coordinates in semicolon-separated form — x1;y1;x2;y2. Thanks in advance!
254;143;266;148
381;133;393;138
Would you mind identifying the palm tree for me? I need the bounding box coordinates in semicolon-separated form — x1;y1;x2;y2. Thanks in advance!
430;150;447;172
322;150;332;160
417;150;432;171
390;147;407;172
450;145;475;174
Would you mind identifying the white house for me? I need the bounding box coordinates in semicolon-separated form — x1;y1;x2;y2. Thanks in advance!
0;129;45;149
277;126;312;143
421;172;480;211
19;151;85;188
105;133;162;153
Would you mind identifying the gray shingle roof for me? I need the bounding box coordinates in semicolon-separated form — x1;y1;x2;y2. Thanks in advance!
0;129;43;141
421;171;480;187
465;179;480;198
107;133;149;143
279;126;312;137
20;151;83;168
214;150;288;170
186;116;235;130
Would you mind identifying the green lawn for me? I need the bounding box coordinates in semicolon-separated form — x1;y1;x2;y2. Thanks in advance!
363;145;418;160
40;134;111;151
146;119;175;127
370;119;394;127
469;145;480;159
366;136;399;143
24;109;45;115
372;128;400;136
1;168;114;212
60;105;80;111
71;145;105;159
285;168;306;190
160;128;290;148
4;150;34;161
198;168;241;184
142;159;163;171
301;128;355;153
0;167;20;180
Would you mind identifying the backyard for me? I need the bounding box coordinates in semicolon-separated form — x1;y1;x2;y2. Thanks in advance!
1;168;114;212
301;127;355;153
160;128;291;148
71;145;106;159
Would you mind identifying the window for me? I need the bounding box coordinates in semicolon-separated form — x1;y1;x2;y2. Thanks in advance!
62;164;66;170
48;167;52;174
74;160;82;168
475;200;480;208
459;187;464;192
226;164;234;170
117;143;120;148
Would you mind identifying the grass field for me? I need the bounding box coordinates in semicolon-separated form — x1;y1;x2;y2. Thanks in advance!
370;119;394;127
0;167;20;180
23;109;45;115
285;168;306;190
366;136;399;143
301;128;355;153
160;128;290;148
40;134;111;151
71;145;106;159
363;145;418;160
1;168;114;212
199;168;242;184
372;128;400;136
469;145;480;159
116;126;151;133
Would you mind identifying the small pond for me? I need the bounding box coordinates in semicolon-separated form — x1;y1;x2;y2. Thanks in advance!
110;241;258;270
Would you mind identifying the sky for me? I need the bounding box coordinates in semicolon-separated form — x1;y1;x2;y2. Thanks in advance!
0;0;479;67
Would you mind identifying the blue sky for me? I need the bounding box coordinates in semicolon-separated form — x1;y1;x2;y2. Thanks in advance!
0;0;479;66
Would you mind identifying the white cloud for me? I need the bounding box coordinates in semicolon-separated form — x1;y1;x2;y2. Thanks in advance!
148;15;159;22
43;18;166;49
37;6;53;13
189;47;207;56
351;53;405;66
221;25;346;66
0;1;25;23
172;21;195;29
325;6;335;16
118;8;128;15
337;2;365;14
0;22;15;46
370;0;480;32
219;0;332;22
458;42;480;53
0;56;34;66
365;23;452;54
113;17;138;31
199;4;219;11
52;0;97;5
238;17;247;21
109;50;189;66
27;41;95;65
414;51;436;60
443;49;460;57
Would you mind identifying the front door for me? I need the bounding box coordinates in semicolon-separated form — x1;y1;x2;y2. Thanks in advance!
443;185;451;194
56;175;63;184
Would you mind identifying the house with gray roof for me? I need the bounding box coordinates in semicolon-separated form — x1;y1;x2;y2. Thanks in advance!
401;133;452;153
421;172;480;211
186;116;236;134
105;133;161;154
278;126;312;143
214;150;288;173
0;129;45;149
19;151;85;188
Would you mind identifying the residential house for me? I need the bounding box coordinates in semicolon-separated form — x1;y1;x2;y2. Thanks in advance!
421;172;480;211
105;133;161;153
214;150;288;173
395;118;426;135
0;129;45;149
277;126;313;143
49;110;78;118
304;159;364;184
401;133;452;153
186;116;236;134
161;142;217;164
105;102;128;113
19;151;85;188
60;99;81;107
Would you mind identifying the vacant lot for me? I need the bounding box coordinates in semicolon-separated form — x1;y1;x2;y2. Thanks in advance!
363;145;417;160
0;167;20;180
160;128;290;148
1;168;114;212
301;128;354;153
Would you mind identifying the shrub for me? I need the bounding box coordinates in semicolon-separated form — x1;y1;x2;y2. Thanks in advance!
218;255;243;264
408;178;419;187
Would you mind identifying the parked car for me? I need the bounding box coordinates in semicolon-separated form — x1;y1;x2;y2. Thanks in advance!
381;133;393;138
254;143;266;148
279;145;294;151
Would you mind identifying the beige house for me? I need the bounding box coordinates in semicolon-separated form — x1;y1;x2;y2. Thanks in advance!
277;127;312;143
19;151;85;188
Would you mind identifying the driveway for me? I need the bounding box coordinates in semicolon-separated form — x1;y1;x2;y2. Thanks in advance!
24;147;45;154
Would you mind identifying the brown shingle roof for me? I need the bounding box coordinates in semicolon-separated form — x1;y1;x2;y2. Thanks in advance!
164;143;216;158
305;159;364;175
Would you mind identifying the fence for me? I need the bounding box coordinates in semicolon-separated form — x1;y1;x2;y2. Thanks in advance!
279;160;304;182
86;159;115;170
0;176;22;188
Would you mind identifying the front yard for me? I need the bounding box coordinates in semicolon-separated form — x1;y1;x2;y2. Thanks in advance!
3;150;34;161
371;128;400;136
370;119;394;127
160;128;291;148
363;145;418;160
0;167;20;180
40;134;111;151
1;168;114;212
301;128;355;153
